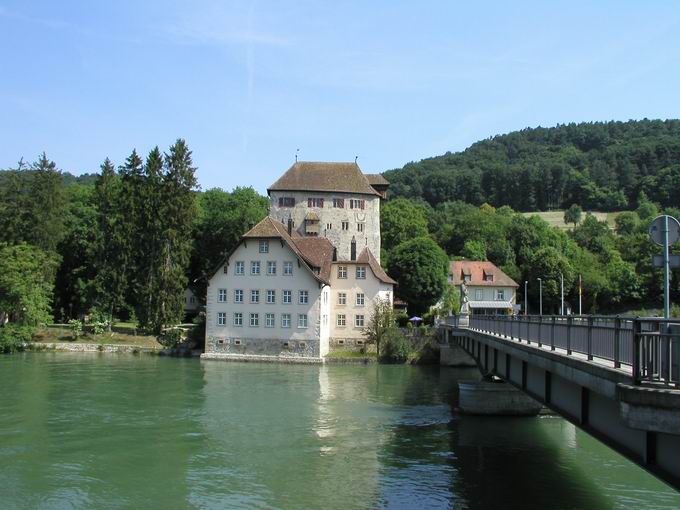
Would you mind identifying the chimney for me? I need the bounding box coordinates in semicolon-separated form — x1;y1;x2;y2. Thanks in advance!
287;217;293;236
333;247;337;261
350;236;356;261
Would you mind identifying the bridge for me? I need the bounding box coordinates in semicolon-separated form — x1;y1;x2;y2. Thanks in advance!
441;314;680;490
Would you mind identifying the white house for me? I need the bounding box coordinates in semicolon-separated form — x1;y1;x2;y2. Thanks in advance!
203;161;395;361
449;260;519;315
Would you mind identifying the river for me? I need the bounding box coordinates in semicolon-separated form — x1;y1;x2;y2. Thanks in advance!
0;353;678;509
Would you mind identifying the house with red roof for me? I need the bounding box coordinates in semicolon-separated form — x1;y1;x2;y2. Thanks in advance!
449;260;519;315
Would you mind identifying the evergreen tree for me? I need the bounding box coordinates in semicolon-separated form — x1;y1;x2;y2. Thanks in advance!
26;153;66;251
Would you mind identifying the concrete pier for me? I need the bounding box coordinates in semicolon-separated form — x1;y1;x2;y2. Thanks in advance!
458;380;543;415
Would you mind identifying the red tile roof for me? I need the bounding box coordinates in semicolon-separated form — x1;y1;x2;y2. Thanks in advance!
450;260;518;287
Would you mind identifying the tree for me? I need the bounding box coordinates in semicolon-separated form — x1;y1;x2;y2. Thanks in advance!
461;240;487;260
564;204;583;226
0;243;60;326
387;236;449;315
524;246;575;312
363;298;397;358
380;198;430;253
26;153;66;252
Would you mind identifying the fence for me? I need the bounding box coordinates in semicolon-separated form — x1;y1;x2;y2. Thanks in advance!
452;314;679;387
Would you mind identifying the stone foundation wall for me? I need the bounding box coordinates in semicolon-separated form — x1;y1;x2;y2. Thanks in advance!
206;335;320;358
329;337;374;352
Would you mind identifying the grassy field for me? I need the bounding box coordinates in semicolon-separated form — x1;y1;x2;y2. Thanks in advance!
32;326;163;349
521;210;626;230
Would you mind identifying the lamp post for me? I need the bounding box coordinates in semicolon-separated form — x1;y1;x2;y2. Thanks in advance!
537;278;543;316
560;272;564;316
524;281;528;316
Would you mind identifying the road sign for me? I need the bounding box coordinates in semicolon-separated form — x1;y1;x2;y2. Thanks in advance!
649;215;680;246
653;254;680;268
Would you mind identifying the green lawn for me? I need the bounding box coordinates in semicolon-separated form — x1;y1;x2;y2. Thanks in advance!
33;327;163;349
521;210;626;230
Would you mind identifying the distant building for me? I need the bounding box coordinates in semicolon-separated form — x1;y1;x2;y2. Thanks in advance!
203;161;396;361
184;288;199;313
449;261;518;315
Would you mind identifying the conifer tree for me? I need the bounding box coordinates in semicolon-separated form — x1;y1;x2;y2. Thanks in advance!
26;153;65;252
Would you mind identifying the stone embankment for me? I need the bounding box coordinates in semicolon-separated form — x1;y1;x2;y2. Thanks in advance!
27;342;163;354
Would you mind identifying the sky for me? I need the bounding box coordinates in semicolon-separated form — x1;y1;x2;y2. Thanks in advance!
1;1;680;193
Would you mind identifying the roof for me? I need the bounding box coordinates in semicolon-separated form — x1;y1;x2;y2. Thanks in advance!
449;260;519;288
469;301;514;309
217;217;335;284
355;247;397;285
365;173;389;186
268;161;382;197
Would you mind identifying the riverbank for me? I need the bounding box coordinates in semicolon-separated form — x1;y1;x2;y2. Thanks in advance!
31;326;164;350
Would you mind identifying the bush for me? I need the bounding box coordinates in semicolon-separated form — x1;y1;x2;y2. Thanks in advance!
68;319;83;340
380;329;412;363
157;327;184;348
89;309;112;335
0;325;33;353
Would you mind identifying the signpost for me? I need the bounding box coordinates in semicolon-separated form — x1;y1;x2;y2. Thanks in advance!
649;215;680;319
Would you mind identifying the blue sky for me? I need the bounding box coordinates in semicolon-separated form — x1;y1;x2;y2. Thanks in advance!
1;1;679;193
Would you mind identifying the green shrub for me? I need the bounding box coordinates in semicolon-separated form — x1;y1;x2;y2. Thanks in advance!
395;312;409;328
68;319;83;340
380;329;412;363
157;327;184;348
0;325;33;353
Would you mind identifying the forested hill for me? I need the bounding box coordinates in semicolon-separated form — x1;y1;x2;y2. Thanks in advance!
383;119;680;212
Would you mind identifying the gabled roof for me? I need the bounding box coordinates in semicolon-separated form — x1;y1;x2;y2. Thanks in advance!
217;216;334;284
267;161;382;197
333;247;396;285
449;260;519;288
365;173;389;186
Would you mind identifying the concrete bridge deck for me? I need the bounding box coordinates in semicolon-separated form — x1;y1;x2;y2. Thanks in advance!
441;314;680;491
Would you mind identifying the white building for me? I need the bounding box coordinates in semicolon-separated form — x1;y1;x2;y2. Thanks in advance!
449;260;519;315
203;161;395;361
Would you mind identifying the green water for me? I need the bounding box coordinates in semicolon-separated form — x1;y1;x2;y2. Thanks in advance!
0;354;678;509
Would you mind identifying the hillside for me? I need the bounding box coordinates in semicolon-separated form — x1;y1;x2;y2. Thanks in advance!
383;119;680;212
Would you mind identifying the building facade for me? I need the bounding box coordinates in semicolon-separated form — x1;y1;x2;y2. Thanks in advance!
449;260;519;315
203;162;395;361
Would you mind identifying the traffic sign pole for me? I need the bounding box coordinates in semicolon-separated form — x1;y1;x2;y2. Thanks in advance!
664;215;670;319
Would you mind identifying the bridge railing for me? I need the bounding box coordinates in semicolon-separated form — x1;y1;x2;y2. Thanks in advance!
466;315;679;387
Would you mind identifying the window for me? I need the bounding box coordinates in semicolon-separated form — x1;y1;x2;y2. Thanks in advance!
323;291;328;304
484;272;494;282
308;197;324;208
341;221;349;231
463;273;471;282
338;266;347;279
250;313;259;327
266;290;276;304
337;292;347;305
337;314;346;327
281;313;291;328
357;223;364;232
349;199;365;210
496;289;506;301
475;289;483;301
326;223;332;230
259;240;269;253
265;313;275;328
298;314;308;328
217;312;226;326
218;289;227;302
267;261;277;275
278;196;295;207
356;266;366;279
235;261;245;275
251;261;260;275
284;261;293;275
233;312;243;326
223;265;228;274
189;296;195;304
299;290;309;304
356;293;365;306
234;289;243;303
283;290;292;304
251;289;260;303
355;314;365;327
333;198;345;208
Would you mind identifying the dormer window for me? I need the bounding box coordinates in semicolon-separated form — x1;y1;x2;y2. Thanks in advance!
463;272;471;283
483;271;493;282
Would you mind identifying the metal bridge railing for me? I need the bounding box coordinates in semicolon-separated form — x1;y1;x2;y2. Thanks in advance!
464;314;679;387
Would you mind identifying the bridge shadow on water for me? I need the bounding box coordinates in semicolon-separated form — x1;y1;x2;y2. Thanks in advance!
381;366;616;510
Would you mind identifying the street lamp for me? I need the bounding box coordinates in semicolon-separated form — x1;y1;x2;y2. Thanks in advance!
537;278;543;316
560;273;564;316
524;281;528;316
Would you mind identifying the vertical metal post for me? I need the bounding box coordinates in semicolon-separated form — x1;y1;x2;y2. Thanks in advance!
663;216;670;320
560;272;564;316
527;316;531;345
524;281;528;316
538;315;543;347
538;278;543;316
567;316;573;355
633;318;641;385
587;316;593;361
614;316;621;368
550;316;556;351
